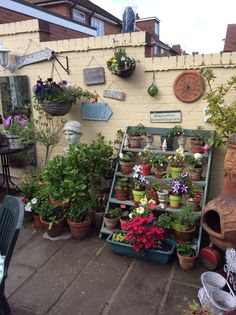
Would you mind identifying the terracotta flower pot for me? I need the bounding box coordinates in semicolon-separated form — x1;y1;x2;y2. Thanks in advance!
128;136;142;148
186;197;201;211
115;187;129;200
40;217;65;237
139;163;151;176
190;138;203;154
177;252;198;270
146;189;158;204
153;164;167;178
33;213;44;230
119;160;134;175
67;219;91;239
188;167;203;181
104;215;119;231
174;226;196;243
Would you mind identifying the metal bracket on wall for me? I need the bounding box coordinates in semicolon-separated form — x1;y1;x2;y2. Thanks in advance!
52;52;69;75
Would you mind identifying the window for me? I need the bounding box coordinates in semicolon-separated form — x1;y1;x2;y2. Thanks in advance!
154;21;159;35
72;9;85;24
160;48;164;54
91;17;104;36
154;46;159;55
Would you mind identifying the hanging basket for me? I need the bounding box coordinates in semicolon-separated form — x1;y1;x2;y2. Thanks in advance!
117;64;136;78
41;101;73;116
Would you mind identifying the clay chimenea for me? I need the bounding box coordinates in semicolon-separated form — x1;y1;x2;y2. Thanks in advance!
202;134;236;250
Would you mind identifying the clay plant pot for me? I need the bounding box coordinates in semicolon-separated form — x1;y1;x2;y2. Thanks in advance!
115;187;129;201
119;160;134;175
188;167;203;181
190;138;203;154
40;217;65;237
174;226;196;243
146;188;158;204
186;197;201;211
33;213;44;230
104;215;119;231
177;251;198;270
67;219;91;240
153;164;167;179
140;163;151;176
128;136;142;148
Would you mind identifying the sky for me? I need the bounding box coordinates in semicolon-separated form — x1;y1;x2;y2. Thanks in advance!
92;0;236;54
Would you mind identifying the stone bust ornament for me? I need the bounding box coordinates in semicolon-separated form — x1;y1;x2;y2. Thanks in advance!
63;120;83;154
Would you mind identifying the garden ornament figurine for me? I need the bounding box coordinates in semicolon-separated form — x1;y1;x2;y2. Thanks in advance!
63;120;83;154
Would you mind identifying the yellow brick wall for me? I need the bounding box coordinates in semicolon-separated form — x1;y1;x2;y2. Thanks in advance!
1;19;236;199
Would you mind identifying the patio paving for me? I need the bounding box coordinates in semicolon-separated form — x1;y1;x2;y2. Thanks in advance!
5;219;208;315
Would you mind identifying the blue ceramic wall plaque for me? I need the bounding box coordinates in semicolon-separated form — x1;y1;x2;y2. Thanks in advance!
82;103;113;121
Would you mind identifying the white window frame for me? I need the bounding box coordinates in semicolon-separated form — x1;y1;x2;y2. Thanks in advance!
72;9;85;24
91;17;105;36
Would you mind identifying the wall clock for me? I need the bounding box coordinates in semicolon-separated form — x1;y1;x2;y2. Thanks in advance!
173;70;205;103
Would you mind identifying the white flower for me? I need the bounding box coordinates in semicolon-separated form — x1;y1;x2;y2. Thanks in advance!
24;203;32;212
129;212;134;218
120;56;126;61
119;152;124;159
31;198;37;204
136;207;144;214
133;165;141;173
133;172;139;179
194;153;202;160
140;197;147;206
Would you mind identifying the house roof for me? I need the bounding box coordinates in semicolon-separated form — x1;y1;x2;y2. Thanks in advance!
1;0;97;35
224;24;236;52
26;0;122;25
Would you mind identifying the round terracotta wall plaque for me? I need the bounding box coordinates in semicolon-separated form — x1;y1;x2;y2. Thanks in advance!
173;70;205;103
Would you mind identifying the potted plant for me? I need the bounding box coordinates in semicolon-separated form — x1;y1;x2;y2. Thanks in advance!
169;172;192;209
146;181;160;204
33;78;95;116
127;124;147;148
177;243;197;270
181;299;214;314
190;126;207;153
138;147;152;176
186;188;202;211
150;153;168;178
3;114;35;149
155;213;173;238
106;48;136;78
115;177;129;200
172;206;199;243
104;207;123;231
107;201;176;264
119;205;130;228
92;188;109;230
160;125;183;150
132;165;149;202
119;151;134;175
168;148;186;178
38;200;65;237
66;199;93;239
187;153;204;181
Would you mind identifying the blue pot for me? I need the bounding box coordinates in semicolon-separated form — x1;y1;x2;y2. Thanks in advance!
106;230;176;264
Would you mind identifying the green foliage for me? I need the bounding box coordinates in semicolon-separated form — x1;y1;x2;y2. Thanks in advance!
181;299;214;315
177;243;196;257
192;126;208;145
37;199;64;229
107;207;123;218
149;181;160;191
200;67;236;146
150;152;167;166
115;177;129;190
119;151;134;162
106;48;136;76
166;125;183;138
20;167;44;199
66;199;94;223
172;207;199;231
155;213;173;230
127;124;147;136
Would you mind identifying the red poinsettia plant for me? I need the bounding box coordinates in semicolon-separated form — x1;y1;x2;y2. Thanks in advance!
121;199;164;252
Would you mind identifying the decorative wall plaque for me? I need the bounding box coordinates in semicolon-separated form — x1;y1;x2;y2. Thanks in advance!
103;89;125;101
83;67;105;85
150;110;182;123
173;70;204;103
82;103;112;121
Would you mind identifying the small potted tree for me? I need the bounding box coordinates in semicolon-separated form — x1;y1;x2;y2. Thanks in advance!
177;243;197;270
66;199;93;239
115;177;130;200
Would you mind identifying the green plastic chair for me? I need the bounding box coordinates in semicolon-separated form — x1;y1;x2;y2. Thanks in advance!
0;195;24;314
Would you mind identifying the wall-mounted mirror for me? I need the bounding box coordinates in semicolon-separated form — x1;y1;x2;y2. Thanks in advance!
0;75;36;167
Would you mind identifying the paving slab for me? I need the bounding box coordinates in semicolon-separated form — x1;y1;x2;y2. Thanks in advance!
48;260;129;315
9;236;103;315
15;221;40;250
103;258;173;315
173;261;207;287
